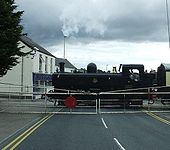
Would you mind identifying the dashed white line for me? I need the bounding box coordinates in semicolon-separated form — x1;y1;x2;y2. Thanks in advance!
101;118;108;129
114;138;126;150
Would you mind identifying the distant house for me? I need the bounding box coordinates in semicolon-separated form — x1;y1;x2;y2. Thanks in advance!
55;58;76;73
0;35;75;98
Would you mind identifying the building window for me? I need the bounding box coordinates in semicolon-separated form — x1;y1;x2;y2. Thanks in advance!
35;80;40;92
39;54;43;73
50;58;53;73
40;80;44;86
45;56;48;73
35;80;39;86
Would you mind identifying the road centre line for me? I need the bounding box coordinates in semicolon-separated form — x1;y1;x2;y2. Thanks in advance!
10;114;54;150
146;112;170;125
114;138;126;150
0;117;40;145
2;114;53;150
101;118;108;129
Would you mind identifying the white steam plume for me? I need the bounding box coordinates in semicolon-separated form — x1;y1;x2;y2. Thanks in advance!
59;0;109;37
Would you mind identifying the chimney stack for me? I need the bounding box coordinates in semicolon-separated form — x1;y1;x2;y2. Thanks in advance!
59;62;65;72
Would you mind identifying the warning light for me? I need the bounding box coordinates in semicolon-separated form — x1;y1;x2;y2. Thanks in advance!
64;96;77;108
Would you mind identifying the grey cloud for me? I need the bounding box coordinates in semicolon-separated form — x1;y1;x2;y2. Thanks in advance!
16;0;169;46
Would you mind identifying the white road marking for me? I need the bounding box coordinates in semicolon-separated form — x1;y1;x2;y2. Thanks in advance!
101;118;108;129
114;138;126;150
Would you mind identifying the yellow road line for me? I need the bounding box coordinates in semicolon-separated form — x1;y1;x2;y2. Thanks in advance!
2;114;52;150
146;112;170;125
10;114;54;150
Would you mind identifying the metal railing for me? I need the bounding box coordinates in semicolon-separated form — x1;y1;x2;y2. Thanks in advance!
98;86;170;113
0;83;169;114
0;82;57;114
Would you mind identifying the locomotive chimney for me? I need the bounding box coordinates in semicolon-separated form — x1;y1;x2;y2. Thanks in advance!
59;62;65;72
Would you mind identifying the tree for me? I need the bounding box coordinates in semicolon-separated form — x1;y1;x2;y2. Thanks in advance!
0;0;24;77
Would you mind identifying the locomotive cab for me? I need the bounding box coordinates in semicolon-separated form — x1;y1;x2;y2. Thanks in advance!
121;64;144;81
120;64;144;89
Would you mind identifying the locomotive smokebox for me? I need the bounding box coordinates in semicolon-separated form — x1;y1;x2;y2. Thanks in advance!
87;63;97;73
59;62;65;72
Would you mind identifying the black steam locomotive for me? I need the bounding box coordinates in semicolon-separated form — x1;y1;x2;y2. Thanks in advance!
47;62;170;107
52;62;156;92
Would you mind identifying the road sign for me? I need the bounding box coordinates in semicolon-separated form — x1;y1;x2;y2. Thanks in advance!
64;96;77;108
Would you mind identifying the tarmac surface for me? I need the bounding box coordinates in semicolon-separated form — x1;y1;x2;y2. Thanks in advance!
0;113;42;144
0;98;170;150
0;111;170;150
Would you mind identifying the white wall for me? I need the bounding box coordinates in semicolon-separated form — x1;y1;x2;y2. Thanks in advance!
55;66;75;73
33;51;56;74
0;42;33;94
166;72;170;86
32;51;56;99
65;68;74;73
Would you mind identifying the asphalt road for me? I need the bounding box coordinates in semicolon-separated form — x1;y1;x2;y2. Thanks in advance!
0;113;41;143
1;112;170;150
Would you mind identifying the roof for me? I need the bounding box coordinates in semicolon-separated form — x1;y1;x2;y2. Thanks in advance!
161;63;170;71
55;58;76;69
122;64;144;68
20;35;55;57
20;36;76;69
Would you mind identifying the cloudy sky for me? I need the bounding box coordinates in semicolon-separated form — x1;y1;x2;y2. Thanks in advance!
16;0;170;71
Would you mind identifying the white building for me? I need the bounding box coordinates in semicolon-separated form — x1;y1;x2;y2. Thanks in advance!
0;36;76;98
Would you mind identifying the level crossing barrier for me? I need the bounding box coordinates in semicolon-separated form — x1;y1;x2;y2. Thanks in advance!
0;83;170;114
98;86;170;113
